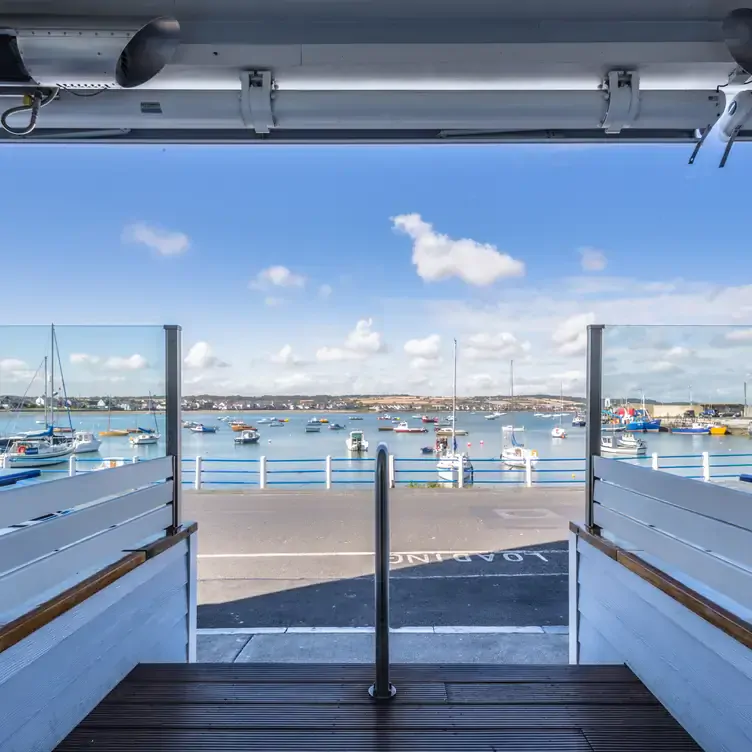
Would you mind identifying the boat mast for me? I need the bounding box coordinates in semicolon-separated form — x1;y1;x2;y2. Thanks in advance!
510;359;514;409
452;338;457;453
43;355;48;427
50;323;55;428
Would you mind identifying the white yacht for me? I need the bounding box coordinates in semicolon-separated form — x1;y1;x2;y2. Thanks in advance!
129;432;159;446
601;434;647;456
2;438;74;467
551;426;568;439
500;426;539;468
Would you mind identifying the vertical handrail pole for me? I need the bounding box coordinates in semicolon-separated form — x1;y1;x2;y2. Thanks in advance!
165;325;182;535
652;452;659;471
68;455;76;477
369;442;396;701
325;455;332;489
195;456;203;490
585;325;604;530
525;455;532;487
702;451;711;482
259;456;267;489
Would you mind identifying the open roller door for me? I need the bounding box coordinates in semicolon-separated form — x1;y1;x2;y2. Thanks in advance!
0;0;751;159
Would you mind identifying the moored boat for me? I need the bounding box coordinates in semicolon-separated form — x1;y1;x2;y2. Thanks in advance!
329;423;346;430
73;431;101;454
601;434;647;455
394;422;428;433
671;423;711;435
551;425;567;439
234;428;260;444
1;438;74;467
305;420;321;433
190;423;217;433
345;430;369;452
501;426;539;468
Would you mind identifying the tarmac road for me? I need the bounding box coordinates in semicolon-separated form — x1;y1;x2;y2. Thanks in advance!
184;487;583;629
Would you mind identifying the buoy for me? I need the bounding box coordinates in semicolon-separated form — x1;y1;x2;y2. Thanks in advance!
467;442;471;447
480;440;484;445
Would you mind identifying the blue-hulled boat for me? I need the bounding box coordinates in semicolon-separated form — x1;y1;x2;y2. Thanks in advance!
671;423;710;435
190;423;217;433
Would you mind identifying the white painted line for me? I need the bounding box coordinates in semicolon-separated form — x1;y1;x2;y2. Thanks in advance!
197;626;569;636
434;626;544;634
198;549;568;559
391;572;567;580
197;627;287;635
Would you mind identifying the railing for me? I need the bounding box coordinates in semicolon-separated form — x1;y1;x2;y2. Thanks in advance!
167;452;752;489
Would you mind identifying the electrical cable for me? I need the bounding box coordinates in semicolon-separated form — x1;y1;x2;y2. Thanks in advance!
0;86;59;136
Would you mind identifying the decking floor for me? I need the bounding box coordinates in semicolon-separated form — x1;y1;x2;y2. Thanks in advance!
56;663;701;751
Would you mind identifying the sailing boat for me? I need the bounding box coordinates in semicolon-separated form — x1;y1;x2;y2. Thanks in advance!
436;339;473;484
99;396;128;437
129;394;161;445
551;383;568;438
1;325;75;468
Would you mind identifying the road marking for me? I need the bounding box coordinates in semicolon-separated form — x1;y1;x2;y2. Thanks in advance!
198;549;567;559
197;625;568;636
199;572;567;582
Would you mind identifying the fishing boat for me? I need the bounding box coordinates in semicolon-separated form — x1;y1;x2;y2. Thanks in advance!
623;396;662;432
305;420;321;433
601;421;625;433
182;420;199;429
671;423;711;435
501;425;539;468
345;430;369;453
617;432;645;450
394;422;428;434
601;434;647;455
420;446;434;454
572;412;586;427
73;431;101;454
436;339;474;484
349;416;364;420
234;428;260;444
231;423;254;432
422;415;438;424
708;423;729;436
329;423;346;431
190;423;217;433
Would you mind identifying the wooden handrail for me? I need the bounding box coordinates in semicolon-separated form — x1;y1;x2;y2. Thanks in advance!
0;522;197;656
570;521;752;651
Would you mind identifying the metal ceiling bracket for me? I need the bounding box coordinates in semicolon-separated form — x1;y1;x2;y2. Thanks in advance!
240;70;275;134
600;70;640;134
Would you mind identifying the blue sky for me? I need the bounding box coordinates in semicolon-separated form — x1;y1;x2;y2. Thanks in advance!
1;143;751;400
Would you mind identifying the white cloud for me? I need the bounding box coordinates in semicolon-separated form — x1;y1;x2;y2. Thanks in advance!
122;222;190;256
274;372;313;391
315;346;363;362
552;312;596;356
345;318;385;354
579;247;607;272
318;284;333;299
392;213;525;286
103;354;149;371
251;265;306;290
0;357;29;371
270;344;304;366
404;334;441;358
184;342;229;370
725;328;752;342
69;353;100;365
649;361;683;374
468;373;496;390
665;346;693;359
410;356;443;370
464;332;531;360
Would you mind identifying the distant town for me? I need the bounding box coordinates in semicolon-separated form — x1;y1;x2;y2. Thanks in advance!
0;393;585;413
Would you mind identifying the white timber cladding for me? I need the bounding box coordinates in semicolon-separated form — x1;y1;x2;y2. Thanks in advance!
0;504;174;622
0;541;189;752
592;456;752;611
0;455;174;529
576;538;752;752
0;482;173;577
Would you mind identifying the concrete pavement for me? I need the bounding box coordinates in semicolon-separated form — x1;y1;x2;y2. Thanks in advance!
185;487;583;628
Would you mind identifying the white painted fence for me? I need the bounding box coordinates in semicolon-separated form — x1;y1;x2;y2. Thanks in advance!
571;458;752;752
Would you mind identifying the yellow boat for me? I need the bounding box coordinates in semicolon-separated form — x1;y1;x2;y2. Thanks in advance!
231;423;254;432
99;429;129;437
709;424;728;435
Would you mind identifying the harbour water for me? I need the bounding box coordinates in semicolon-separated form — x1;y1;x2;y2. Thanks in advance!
3;410;750;486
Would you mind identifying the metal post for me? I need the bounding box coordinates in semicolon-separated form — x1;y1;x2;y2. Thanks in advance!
388;454;396;489
68;455;76;477
652;452;659;471
194;456;203;490
164;325;182;535
585;325;604;529
259;456;267;489
325;455;332;489
702;451;711;482
369;442;396;701
525;455;533;487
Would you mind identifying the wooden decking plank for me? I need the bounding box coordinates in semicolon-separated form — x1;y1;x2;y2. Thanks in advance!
445;682;658;704
104;680;448;704
582;727;702;750
81;702;678;729
56;728;596;751
127;662;638;684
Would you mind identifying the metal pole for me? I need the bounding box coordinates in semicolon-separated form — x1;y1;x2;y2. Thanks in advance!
164;325;182;535
585;325;603;530
369;442;396;701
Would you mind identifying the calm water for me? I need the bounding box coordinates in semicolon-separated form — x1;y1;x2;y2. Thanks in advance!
4;410;751;487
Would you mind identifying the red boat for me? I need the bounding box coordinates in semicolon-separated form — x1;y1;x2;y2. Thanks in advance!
421;415;438;423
